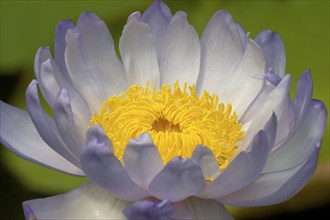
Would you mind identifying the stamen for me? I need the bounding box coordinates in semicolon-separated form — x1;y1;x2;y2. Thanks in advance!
90;81;245;170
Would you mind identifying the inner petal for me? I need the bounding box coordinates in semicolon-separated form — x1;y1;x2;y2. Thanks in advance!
90;81;245;170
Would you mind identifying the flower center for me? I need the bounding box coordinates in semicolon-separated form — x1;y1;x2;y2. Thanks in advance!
90;81;245;170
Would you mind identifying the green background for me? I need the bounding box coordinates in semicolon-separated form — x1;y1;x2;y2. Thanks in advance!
1;0;329;219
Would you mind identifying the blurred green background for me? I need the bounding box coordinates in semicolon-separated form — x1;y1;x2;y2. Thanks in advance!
0;0;329;219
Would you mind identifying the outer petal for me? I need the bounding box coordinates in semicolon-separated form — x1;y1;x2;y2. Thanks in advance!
34;47;92;134
54;19;75;81
77;12;127;97
220;142;321;207
197;10;246;96
219;39;265;118
255;30;286;77
148;157;206;202
25;80;80;167
200;130;270;199
292;69;313;128
141;0;172;56
80;125;148;201
124;199;174;220
263;100;327;172
0;101;83;176
65;26;105;112
23;182;130;219
53;89;85;158
244;74;294;146
159;11;201;86
191;145;220;180
120;12;160;88
182;197;233;220
123;132;164;189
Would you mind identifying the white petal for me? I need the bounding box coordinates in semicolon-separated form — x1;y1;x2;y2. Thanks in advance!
182;197;233;220
197;10;245;95
77;12;127;97
219;39;265;118
23;182;130;219
160;11;201;86
0;101;83;176
123;132;164;189
120;12;160;87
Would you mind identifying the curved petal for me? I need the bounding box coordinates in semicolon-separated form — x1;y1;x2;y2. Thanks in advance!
148;157;205;202
53;89;85;158
219;39;265;118
159;11;201;86
182;197;233;220
191;145;220;180
141;0;172;56
54;19;75;81
0;101;83;176
220;142;321;207
23;182;130;219
80;125;148;201
263;100;327;172
255;30;286;77
123;132;164;189
65;26;105;112
124;199;174;220
200;130;270;199
25;80;81;167
197;10;246;95
292;69;313;128
119;12;160;88
244;74;294;146
76;11;127;97
35;47;91;134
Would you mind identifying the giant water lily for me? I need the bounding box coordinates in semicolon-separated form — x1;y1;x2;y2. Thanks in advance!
0;1;327;219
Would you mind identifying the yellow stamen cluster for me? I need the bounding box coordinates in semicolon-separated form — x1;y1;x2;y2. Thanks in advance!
90;82;244;170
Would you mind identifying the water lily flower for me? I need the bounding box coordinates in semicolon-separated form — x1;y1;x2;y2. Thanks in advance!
0;1;327;219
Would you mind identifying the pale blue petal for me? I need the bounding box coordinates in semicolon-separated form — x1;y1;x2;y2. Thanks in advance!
54;19;75;81
148;157;205;202
200;130;269;199
263;100;327;172
191;145;220;180
255;30;286;77
53;88;85;158
141;0;172;56
80;125;149;201
0;101;83;176
123;132;164;189
25;80;80;167
220;142;320;206
124;199;174;220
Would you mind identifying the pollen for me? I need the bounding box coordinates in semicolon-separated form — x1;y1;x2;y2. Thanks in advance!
90;81;245;170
